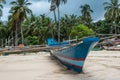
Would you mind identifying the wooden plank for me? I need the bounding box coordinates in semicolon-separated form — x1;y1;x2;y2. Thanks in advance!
0;46;60;55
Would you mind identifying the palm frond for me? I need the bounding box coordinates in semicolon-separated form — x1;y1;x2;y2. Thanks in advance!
0;0;6;4
10;1;18;5
25;2;32;6
0;9;2;17
0;4;3;8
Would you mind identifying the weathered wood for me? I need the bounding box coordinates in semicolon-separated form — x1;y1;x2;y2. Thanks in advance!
0;46;60;55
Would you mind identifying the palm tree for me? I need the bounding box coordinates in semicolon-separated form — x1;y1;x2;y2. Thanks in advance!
50;2;57;23
48;0;67;42
103;0;120;34
23;15;52;44
32;15;51;44
80;4;93;26
9;0;32;45
60;14;79;40
0;0;5;18
8;14;19;46
0;21;7;47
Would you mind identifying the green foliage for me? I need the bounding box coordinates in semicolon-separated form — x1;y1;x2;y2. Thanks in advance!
1;0;120;47
24;36;39;45
9;0;32;45
48;0;67;7
93;20;112;34
80;4;93;26
103;0;120;34
22;15;51;44
60;14;80;40
0;0;6;17
70;24;94;39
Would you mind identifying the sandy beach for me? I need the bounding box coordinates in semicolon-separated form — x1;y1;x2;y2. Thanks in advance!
0;50;120;80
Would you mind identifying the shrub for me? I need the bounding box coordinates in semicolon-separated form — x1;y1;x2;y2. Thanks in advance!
70;24;94;39
24;36;39;45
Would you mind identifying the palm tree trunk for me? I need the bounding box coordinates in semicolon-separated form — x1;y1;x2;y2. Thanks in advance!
53;10;57;23
0;38;1;47
117;27;120;34
0;39;1;47
115;25;117;34
15;23;18;46
114;22;117;34
114;20;117;34
5;39;7;46
115;23;117;34
8;36;10;46
58;6;60;42
20;24;24;45
12;31;14;46
1;39;3;48
49;23;55;38
53;10;57;39
38;36;41;45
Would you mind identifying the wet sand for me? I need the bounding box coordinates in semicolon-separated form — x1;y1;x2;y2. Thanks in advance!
0;51;120;80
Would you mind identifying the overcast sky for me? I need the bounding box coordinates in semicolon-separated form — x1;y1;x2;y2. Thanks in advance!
1;0;111;21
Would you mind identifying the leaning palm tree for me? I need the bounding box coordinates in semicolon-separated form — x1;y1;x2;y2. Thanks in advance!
8;14;19;46
9;0;32;45
50;2;57;24
80;4;93;26
48;0;67;42
0;0;6;18
103;0;120;34
0;21;7;47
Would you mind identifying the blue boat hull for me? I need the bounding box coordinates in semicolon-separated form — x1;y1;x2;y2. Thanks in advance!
50;37;99;73
47;38;69;46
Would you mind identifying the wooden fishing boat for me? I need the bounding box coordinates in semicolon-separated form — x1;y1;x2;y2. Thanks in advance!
101;38;120;51
49;37;99;73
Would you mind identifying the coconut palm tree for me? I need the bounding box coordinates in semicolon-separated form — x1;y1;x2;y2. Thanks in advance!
103;0;120;34
80;4;93;26
0;0;5;18
8;14;19;46
48;0;67;42
9;0;32;45
32;15;51;44
23;14;52;44
0;21;7;47
50;2;57;23
60;14;79;40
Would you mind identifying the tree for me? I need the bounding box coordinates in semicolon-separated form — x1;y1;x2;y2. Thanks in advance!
49;1;57;23
80;4;93;27
48;0;67;42
33;15;51;44
70;24;94;39
23;15;52;44
0;0;5;18
103;0;120;34
93;20;112;34
8;14;19;46
9;0;32;45
0;21;8;47
60;14;79;40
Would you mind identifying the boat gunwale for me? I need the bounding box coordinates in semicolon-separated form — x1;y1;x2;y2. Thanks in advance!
54;41;83;51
